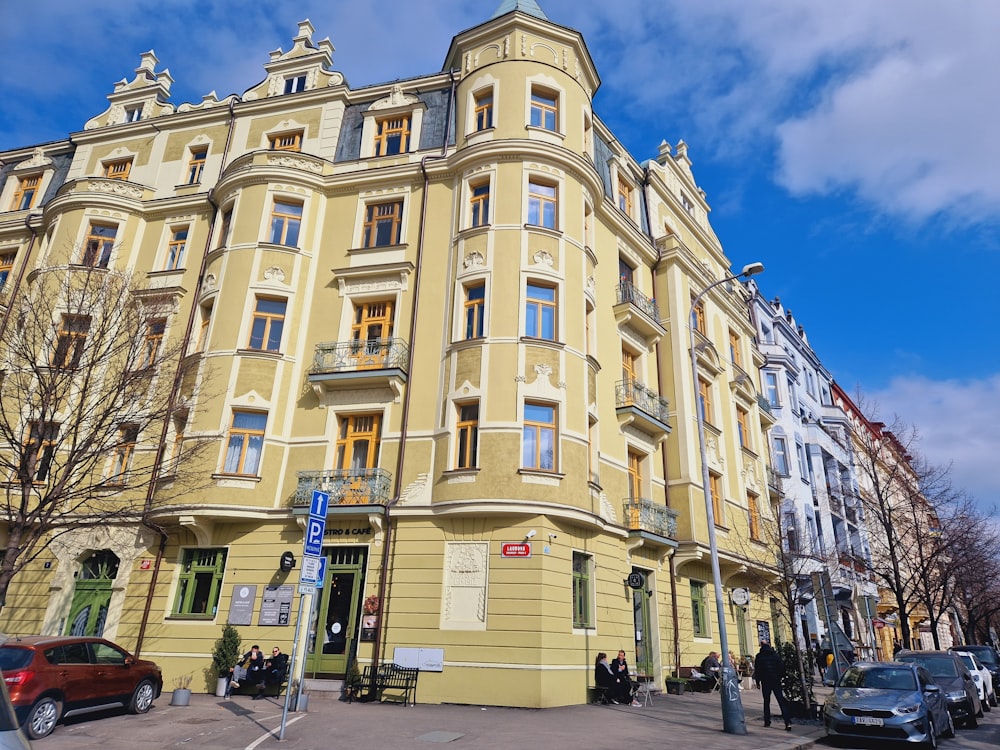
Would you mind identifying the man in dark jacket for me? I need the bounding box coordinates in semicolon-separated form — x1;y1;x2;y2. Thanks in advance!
754;640;792;730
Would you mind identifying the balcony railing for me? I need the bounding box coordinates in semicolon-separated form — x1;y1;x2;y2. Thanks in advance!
616;281;660;323
757;393;774;416
615;379;670;425
310;338;409;375
293;468;392;507
766;466;783;492
622;497;678;539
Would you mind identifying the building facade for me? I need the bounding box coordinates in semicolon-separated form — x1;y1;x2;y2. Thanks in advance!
0;2;779;706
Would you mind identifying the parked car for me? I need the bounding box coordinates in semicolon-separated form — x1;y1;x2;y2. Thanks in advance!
895;649;982;727
951;644;1000;697
823;661;954;748
0;637;31;749
953;650;997;710
0;636;161;740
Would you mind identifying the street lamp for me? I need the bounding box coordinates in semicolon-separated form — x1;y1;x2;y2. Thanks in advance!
688;261;764;735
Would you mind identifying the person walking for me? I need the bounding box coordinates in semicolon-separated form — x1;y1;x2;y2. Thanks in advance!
754;640;792;730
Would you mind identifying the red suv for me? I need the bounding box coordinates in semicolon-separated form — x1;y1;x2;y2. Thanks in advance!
0;636;162;740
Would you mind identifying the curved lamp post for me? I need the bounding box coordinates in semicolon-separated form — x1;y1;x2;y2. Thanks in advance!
688;262;764;735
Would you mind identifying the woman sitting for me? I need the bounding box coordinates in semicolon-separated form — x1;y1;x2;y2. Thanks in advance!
595;652;634;705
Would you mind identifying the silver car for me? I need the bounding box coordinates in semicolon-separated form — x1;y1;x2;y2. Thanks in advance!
824;662;954;749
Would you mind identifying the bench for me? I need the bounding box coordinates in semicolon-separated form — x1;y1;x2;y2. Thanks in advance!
589;685;611;704
360;663;419;706
228;663;289;698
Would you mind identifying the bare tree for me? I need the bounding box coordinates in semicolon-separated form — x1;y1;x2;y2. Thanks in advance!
0;264;211;607
949;512;1000;644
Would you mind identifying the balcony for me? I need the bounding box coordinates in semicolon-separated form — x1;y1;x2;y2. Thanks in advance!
615;379;671;438
613;281;665;344
293;468;392;509
623;497;679;547
766;466;783;494
308;338;409;400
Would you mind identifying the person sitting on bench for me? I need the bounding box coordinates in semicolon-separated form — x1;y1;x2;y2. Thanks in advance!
595;652;634;705
260;646;289;698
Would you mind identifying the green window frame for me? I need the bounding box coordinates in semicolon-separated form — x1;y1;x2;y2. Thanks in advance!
173;548;227;617
572;551;593;628
691;580;708;637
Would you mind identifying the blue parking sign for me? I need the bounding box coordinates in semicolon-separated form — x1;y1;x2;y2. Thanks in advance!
304;516;325;557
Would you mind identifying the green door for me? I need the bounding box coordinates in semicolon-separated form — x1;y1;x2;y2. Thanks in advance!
631;568;653;676
307;547;366;677
66;551;119;636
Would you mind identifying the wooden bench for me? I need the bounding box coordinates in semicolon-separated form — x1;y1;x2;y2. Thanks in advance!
360;663;419;706
229;663;289;698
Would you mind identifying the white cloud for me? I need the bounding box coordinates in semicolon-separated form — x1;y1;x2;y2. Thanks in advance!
870;375;1000;509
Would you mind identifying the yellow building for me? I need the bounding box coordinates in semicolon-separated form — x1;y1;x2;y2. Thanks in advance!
0;2;778;706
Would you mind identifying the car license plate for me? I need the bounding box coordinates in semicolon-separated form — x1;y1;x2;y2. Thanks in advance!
853;717;884;726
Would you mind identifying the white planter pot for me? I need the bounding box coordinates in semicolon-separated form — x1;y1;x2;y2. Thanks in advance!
170;688;192;706
216;677;229;698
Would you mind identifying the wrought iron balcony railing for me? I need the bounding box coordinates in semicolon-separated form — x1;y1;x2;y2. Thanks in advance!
309;338;409;375
293;468;392;507
615;379;670;424
622;497;678;539
616;281;660;323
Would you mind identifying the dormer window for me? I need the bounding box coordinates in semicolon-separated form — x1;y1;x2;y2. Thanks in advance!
374;116;410;156
11;175;40;211
124;106;143;123
284;75;307;94
269;131;303;152
104;158;133;181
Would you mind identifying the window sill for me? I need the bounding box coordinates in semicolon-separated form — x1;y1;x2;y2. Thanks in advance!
517;468;565;480
236;348;283;358
519;336;564;350
451;336;486;349
258;241;301;252
458;224;491;237
525;125;566;141
348;242;409;253
443;468;480;479
212;473;263;484
165;614;217;622
522;223;562;238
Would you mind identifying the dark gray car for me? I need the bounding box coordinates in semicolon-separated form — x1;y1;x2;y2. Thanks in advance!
896;650;983;727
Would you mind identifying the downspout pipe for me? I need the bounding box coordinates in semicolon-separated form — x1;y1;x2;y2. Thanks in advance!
135;97;240;656
369;70;458;680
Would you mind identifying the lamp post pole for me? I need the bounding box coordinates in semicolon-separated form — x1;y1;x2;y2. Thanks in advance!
688;262;764;735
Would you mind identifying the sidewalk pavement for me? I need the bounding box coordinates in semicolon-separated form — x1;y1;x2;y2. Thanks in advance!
38;683;834;750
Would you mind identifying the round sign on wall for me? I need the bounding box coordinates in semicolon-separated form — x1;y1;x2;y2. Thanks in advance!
627;572;645;589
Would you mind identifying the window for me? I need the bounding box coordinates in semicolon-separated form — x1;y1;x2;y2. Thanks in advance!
140;318;166;368
618;258;634;285
698;378;713;424
197;302;213;352
269;131;302;152
785;513;799;552
764;372;780;407
218;208;233;247
522;402;556;471
621;348;636;386
335;414;381;472
11;175;39;210
223;411;267;475
166;226;188;270
374;115;410;156
729;330;741;366
527;179;557;228
52;314;90;369
529;87;558;131
108;425;139;484
124;106;142;123
691;298;706;334
617;177;632;215
269;200;302;246
691;580;708;637
474;89;493;130
187;148;207;184
456;402;479;469
681;192;695;215
248;297;286;352
463;283;485;339
104;158;133;180
351;300;395;367
572;552;593;628
284;75;306;94
525;283;556;340
627;450;642;499
773;437;789;476
80;223;116;268
748;493;761;540
362;200;403;247
0;252;13;290
796;442;809;479
736;407;750;449
709;472;723;525
469;182;490;227
173;548;227;616
22;421;59;482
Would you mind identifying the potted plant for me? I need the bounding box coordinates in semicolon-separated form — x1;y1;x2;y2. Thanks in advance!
211;624;242;697
343;658;362;703
664;676;687;695
170;674;193;706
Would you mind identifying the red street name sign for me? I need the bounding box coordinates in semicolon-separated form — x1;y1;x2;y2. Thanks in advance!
501;542;532;558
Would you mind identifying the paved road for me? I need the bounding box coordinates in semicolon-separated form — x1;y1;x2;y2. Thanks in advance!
35;684;837;750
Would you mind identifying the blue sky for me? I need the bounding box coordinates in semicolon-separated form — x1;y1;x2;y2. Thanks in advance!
2;0;998;507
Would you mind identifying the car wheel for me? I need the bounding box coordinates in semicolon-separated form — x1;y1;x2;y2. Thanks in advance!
983;695;991;712
976;699;984;718
129;679;156;714
965;710;978;728
25;696;62;740
990;691;998;708
923;717;937;750
942;710;955;739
